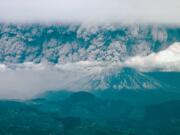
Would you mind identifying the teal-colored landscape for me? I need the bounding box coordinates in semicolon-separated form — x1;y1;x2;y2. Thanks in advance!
1;89;180;135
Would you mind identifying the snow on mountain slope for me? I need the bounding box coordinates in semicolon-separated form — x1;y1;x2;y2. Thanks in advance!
66;67;163;91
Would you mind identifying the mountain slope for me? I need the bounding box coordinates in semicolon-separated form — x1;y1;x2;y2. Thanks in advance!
65;67;163;91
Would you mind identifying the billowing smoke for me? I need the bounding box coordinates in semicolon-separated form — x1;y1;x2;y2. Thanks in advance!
0;0;180;24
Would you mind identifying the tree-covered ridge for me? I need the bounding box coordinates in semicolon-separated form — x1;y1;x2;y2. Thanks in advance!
0;90;180;135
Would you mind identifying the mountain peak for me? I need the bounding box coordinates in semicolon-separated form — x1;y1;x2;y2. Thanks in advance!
66;67;163;91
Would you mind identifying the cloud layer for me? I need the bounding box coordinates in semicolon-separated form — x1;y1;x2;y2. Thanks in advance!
0;0;180;24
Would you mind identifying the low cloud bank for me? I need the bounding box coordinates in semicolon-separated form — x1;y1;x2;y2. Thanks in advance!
0;42;180;99
0;0;180;24
0;61;106;99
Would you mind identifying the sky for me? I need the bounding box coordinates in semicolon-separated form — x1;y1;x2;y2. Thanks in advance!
0;0;180;24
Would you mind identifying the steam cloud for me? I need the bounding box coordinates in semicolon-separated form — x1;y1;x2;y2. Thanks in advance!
125;42;180;72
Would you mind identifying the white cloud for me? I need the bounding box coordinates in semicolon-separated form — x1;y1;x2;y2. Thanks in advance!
125;42;180;71
0;0;180;24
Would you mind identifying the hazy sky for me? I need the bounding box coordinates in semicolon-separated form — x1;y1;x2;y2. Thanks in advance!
0;0;180;24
